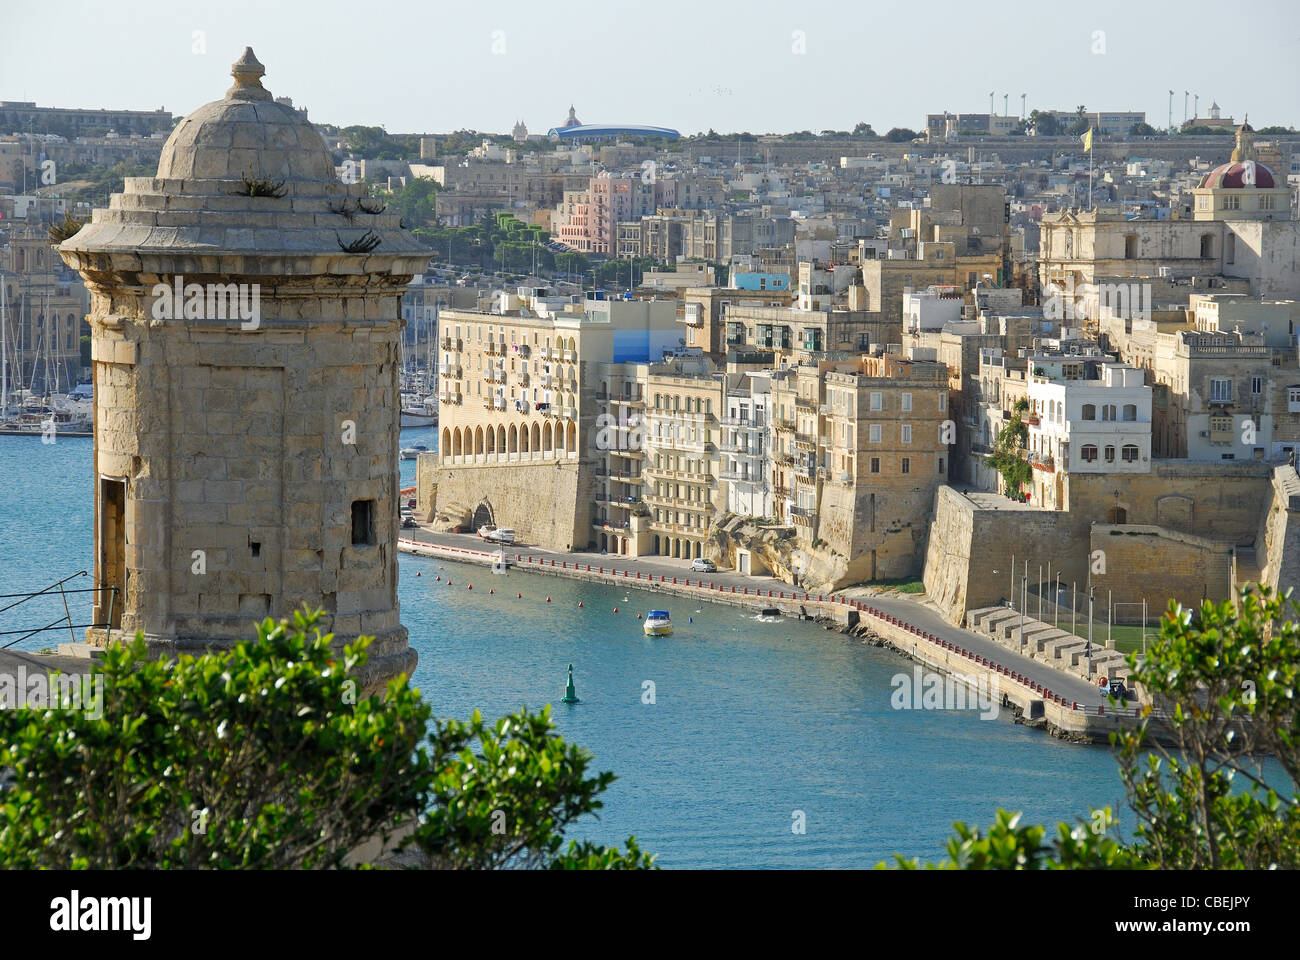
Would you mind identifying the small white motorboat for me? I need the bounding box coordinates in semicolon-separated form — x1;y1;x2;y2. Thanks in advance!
399;443;430;460
643;610;672;636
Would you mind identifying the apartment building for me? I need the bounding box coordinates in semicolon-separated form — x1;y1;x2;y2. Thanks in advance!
720;372;773;519
1025;361;1153;509
817;354;950;583
428;296;679;549
642;356;725;560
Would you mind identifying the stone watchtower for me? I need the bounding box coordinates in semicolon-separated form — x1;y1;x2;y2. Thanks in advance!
57;49;424;690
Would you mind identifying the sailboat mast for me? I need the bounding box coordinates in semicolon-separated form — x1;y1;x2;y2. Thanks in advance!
1;276;8;420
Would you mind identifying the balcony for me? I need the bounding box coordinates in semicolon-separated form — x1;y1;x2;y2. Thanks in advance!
1029;453;1055;472
611;394;644;406
794;432;818;449
441;337;463;352
440;366;462;379
517;344;530;358
486;343;502;356
562;350;575;362
795;396;816;410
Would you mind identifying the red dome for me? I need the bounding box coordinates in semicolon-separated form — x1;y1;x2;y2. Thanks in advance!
1197;160;1276;189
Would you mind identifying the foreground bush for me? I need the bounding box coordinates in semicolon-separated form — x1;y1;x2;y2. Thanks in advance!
0;609;653;869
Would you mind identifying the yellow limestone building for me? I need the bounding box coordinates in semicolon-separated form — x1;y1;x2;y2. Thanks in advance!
57;50;426;691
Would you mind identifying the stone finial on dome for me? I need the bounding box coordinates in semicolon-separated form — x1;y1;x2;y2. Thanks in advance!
226;47;272;101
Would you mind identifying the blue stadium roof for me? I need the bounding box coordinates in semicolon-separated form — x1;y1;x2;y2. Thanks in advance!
547;123;680;141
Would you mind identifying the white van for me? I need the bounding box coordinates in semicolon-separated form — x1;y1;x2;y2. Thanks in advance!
491;528;516;544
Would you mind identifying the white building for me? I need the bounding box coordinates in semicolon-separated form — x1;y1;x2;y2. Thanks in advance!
1027;361;1152;507
721;372;773;518
903;285;963;334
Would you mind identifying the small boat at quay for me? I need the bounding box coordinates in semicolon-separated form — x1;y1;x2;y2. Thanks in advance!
399;443;429;460
643;610;672;636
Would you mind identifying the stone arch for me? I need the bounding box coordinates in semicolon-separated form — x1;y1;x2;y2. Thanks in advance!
1156;494;1193;528
452;428;463;458
555;420;565;453
543;421;553;453
474;426;485;456
530;422;541;453
486;425;496;455
496;425;506;455
567;421;576;453
472;500;495;529
442;427;452;461
508;424;518;453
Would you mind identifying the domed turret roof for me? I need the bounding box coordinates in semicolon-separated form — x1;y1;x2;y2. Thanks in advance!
157;48;335;182
57;48;427;276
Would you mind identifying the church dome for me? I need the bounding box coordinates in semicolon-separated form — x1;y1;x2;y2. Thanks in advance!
157;48;335;182
1197;160;1276;189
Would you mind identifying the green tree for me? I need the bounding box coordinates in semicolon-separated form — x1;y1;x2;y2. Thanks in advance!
0;611;654;870
852;122;878;138
986;396;1031;499
884;128;920;142
1129;121;1159;136
1027;110;1061;137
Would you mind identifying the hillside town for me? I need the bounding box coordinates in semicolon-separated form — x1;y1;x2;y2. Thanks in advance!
5;95;1300;634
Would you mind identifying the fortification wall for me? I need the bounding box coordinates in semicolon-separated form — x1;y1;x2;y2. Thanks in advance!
1257;465;1300;597
423;459;592;552
1090;524;1232;612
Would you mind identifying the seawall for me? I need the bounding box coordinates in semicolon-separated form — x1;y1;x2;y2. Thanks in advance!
399;537;1153;743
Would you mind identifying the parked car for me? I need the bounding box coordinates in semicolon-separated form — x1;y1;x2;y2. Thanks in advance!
490;528;516;544
691;558;717;573
477;524;497;539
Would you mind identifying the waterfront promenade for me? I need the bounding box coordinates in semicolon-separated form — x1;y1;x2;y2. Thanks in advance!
398;528;1144;740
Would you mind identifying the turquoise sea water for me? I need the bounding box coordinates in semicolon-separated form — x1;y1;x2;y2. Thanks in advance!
0;427;1125;868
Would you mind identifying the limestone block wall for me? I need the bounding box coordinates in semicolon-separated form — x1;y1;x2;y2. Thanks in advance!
923;487;1086;625
1090;524;1232;613
427;459;591;551
1256;465;1300;597
1067;461;1274;545
90;299;405;648
816;479;937;587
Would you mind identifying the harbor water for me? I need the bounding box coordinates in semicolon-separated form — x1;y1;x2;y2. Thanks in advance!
0;428;1124;867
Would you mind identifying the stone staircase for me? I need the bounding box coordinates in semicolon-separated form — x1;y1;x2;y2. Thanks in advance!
1233;546;1263;592
967;605;1133;685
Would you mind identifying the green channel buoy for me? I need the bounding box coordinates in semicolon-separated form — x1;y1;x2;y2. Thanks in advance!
561;663;580;703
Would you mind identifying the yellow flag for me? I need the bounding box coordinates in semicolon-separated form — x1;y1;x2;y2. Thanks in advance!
1082;127;1093;151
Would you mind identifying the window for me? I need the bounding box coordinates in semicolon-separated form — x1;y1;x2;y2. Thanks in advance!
1226;234;1236;264
900;424;912;444
1081;444;1098;462
1104;445;1115;463
351;500;376;546
1101;404;1116;422
1081;403;1096;421
901;392;912;412
938;457;945;474
870;457;880;473
870;391;882;411
901;457;911;474
1200;234;1215;259
1122;404;1137;421
1122;445;1139;462
1210;378;1232;403
1260;195;1276;211
938;393;947;412
1252;376;1263;396
1124;235;1138;259
869;424;882;443
1223;196;1240;211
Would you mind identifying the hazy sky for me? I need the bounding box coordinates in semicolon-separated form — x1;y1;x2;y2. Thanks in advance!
3;0;1297;135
